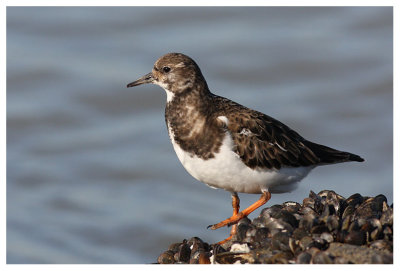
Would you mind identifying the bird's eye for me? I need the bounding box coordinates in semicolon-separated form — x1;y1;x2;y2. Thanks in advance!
163;66;171;73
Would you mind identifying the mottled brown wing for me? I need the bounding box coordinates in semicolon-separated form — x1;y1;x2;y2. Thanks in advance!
225;110;321;170
212;95;363;169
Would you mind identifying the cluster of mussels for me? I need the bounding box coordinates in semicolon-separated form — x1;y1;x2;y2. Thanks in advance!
157;190;393;264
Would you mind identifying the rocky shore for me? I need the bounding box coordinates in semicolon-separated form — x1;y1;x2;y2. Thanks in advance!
157;190;393;264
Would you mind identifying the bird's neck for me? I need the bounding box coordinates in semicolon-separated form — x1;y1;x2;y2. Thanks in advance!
165;82;213;119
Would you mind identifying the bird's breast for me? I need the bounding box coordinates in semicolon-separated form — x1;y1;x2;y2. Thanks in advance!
165;102;225;160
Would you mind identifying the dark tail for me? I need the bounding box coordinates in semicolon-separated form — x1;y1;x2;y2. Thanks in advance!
304;140;364;164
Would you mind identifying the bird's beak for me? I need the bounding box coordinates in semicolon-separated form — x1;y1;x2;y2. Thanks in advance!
127;72;154;88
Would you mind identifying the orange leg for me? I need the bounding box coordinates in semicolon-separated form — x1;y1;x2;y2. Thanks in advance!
215;192;240;245
209;191;271;231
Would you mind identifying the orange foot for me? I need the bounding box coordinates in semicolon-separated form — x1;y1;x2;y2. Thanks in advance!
215;225;237;245
208;191;271;231
213;192;240;245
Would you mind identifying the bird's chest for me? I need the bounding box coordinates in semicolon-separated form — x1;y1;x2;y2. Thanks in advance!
166;124;240;187
165;103;225;160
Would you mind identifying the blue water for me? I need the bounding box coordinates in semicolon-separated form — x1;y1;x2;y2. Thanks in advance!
7;7;392;263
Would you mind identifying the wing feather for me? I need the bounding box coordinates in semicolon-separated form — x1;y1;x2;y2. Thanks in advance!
211;95;363;170
212;97;320;169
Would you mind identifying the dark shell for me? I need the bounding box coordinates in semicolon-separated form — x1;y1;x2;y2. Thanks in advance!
260;205;282;218
310;224;329;234
342;205;355;219
326;215;340;232
168;242;182;253
324;190;346;216
344;231;367;246
299;236;314;250
312;237;329;250
264;216;294;235
299;206;318;216
198;252;211;264
236;222;253;241
296;252;311;264
157;190;392;264
174;243;191;263
158;250;175;264
271;209;299;228
341;215;352;231
298;213;317;231
251;217;266;227
320;204;336;219
354;195;387;219
306;247;321;257
292;228;309;241
187;237;206;248
348;218;362;232
346;193;364;207
271;231;291;252
281;201;302;213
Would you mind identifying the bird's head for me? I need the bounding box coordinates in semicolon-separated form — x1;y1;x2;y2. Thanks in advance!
127;53;207;100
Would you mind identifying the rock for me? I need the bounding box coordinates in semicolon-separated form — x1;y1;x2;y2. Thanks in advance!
312;251;334;264
325;242;392;264
156;190;393;264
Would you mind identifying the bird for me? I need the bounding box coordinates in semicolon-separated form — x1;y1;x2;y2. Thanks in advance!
127;52;364;244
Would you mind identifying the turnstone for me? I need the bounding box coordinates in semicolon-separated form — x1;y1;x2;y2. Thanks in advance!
127;52;364;244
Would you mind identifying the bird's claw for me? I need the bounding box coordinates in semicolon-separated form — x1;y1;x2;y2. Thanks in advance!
207;221;233;230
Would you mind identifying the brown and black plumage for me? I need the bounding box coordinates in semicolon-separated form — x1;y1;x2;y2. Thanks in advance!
127;52;364;244
211;95;364;169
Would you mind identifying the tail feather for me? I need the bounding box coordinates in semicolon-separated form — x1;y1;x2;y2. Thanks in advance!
304;140;364;164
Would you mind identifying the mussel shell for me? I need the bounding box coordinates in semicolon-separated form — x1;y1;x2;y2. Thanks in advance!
158;250;175;264
344;231;367;246
296;251;312;264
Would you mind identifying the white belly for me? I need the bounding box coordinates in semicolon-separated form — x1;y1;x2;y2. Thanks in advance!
168;130;314;194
